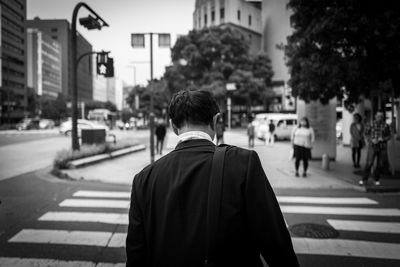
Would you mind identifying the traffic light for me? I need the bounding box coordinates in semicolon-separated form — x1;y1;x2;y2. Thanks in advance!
105;57;114;78
96;52;109;76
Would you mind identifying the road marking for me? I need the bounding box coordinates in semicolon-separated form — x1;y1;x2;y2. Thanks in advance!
8;229;125;248
59;199;130;209
277;197;378;205
293;238;400;260
327;219;400;234
281;206;400;216
38;212;128;225
73;190;130;199
0;257;125;267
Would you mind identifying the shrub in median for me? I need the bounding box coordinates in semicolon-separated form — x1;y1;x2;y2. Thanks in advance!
54;140;138;170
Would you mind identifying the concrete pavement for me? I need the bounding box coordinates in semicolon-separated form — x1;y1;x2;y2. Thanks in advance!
59;129;400;192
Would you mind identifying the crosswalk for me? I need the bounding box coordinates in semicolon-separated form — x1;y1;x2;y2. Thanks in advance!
1;191;400;266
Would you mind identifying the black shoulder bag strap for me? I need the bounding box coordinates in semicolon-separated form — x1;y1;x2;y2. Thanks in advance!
205;145;227;267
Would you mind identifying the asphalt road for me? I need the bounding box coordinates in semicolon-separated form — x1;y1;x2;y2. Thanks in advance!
1;172;399;266
0;129;150;181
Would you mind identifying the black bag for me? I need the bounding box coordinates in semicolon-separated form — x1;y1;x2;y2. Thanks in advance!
205;145;227;267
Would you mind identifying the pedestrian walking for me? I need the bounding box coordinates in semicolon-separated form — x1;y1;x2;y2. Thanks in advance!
126;89;299;267
215;117;225;145
247;117;255;148
266;120;276;146
359;111;391;186
291;117;315;177
155;121;167;155
350;113;364;168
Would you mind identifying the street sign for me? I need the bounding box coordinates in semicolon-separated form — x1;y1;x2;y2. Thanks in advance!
226;83;236;91
158;33;171;47
131;34;145;48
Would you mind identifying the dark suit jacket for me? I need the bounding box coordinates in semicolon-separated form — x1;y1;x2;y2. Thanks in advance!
126;139;299;267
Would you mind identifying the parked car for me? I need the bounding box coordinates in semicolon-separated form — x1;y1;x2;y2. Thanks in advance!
59;119;109;136
255;113;298;140
16;118;40;131
39;119;55;129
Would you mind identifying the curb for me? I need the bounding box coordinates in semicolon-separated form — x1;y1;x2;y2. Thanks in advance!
68;144;146;168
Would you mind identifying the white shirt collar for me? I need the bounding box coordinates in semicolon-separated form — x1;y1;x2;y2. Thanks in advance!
178;131;213;143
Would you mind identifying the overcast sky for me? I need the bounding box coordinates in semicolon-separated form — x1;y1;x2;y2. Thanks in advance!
27;0;196;86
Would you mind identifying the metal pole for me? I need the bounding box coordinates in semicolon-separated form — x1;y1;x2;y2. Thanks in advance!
71;4;81;150
149;33;155;163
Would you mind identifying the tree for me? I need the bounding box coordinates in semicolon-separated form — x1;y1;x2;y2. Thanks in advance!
285;0;400;108
40;94;68;121
164;27;274;111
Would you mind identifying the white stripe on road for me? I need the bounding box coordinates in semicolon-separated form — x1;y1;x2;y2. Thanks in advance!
59;199;130;209
0;257;125;267
73;191;130;199
293;238;400;260
281;206;400;216
8;230;125;248
277;197;378;205
38;212;128;225
327;219;400;234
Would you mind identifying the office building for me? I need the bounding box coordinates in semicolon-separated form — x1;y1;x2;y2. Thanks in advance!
193;0;262;54
27;28;62;98
26;18;93;102
1;0;27;123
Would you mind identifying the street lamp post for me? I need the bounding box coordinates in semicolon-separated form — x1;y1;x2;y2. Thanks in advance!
71;2;109;150
131;32;170;163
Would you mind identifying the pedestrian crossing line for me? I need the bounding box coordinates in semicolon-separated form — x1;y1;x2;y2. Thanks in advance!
73;190;130;199
8;229;125;248
59;199;130;209
0;257;125;267
38;212;128;225
292;237;400;260
277;197;378;205
327;219;400;234
281;206;400;216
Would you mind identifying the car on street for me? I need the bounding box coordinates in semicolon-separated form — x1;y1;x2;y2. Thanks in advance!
255;113;298;140
59;119;109;136
39;119;55;129
16;118;40;131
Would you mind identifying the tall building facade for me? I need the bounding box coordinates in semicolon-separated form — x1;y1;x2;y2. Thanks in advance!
261;0;294;111
193;0;262;54
26;18;93;102
27;28;62;98
1;0;27;123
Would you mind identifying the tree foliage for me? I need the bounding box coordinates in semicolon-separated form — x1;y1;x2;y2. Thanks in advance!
164;27;274;109
40;94;68;121
285;0;400;107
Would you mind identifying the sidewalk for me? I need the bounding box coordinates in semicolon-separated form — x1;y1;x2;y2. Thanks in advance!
60;129;400;192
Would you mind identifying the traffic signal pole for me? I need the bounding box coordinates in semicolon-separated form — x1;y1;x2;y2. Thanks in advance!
149;33;155;163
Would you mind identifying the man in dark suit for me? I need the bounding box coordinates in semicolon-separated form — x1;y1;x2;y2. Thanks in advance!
126;90;299;267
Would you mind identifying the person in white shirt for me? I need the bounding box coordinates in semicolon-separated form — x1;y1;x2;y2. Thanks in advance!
291;117;315;177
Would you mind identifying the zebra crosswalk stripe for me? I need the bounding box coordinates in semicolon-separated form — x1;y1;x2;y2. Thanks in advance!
277;196;378;205
73;190;130;199
59;199;130;209
281;205;400;216
327;219;400;234
38;212;128;225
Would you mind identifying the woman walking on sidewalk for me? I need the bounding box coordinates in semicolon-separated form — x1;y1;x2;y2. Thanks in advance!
350;113;364;168
291;117;315;177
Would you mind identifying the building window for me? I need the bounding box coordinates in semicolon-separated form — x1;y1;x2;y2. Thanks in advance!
211;10;215;22
249;15;252;26
204;14;208;25
237;10;241;21
220;8;225;19
52;36;58;40
51;28;58;32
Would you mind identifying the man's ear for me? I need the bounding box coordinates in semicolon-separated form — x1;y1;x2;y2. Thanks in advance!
211;113;220;131
169;119;179;135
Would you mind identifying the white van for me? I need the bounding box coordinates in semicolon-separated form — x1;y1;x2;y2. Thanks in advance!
254;113;298;140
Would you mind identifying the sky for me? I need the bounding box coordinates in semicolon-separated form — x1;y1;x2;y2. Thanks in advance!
27;0;196;86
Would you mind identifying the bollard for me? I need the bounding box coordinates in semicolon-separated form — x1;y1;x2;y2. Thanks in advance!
322;153;330;170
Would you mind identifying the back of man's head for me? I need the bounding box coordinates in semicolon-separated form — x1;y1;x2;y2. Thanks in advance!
168;90;220;129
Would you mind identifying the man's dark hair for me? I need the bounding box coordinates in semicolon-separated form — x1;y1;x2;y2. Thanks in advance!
168;90;220;129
